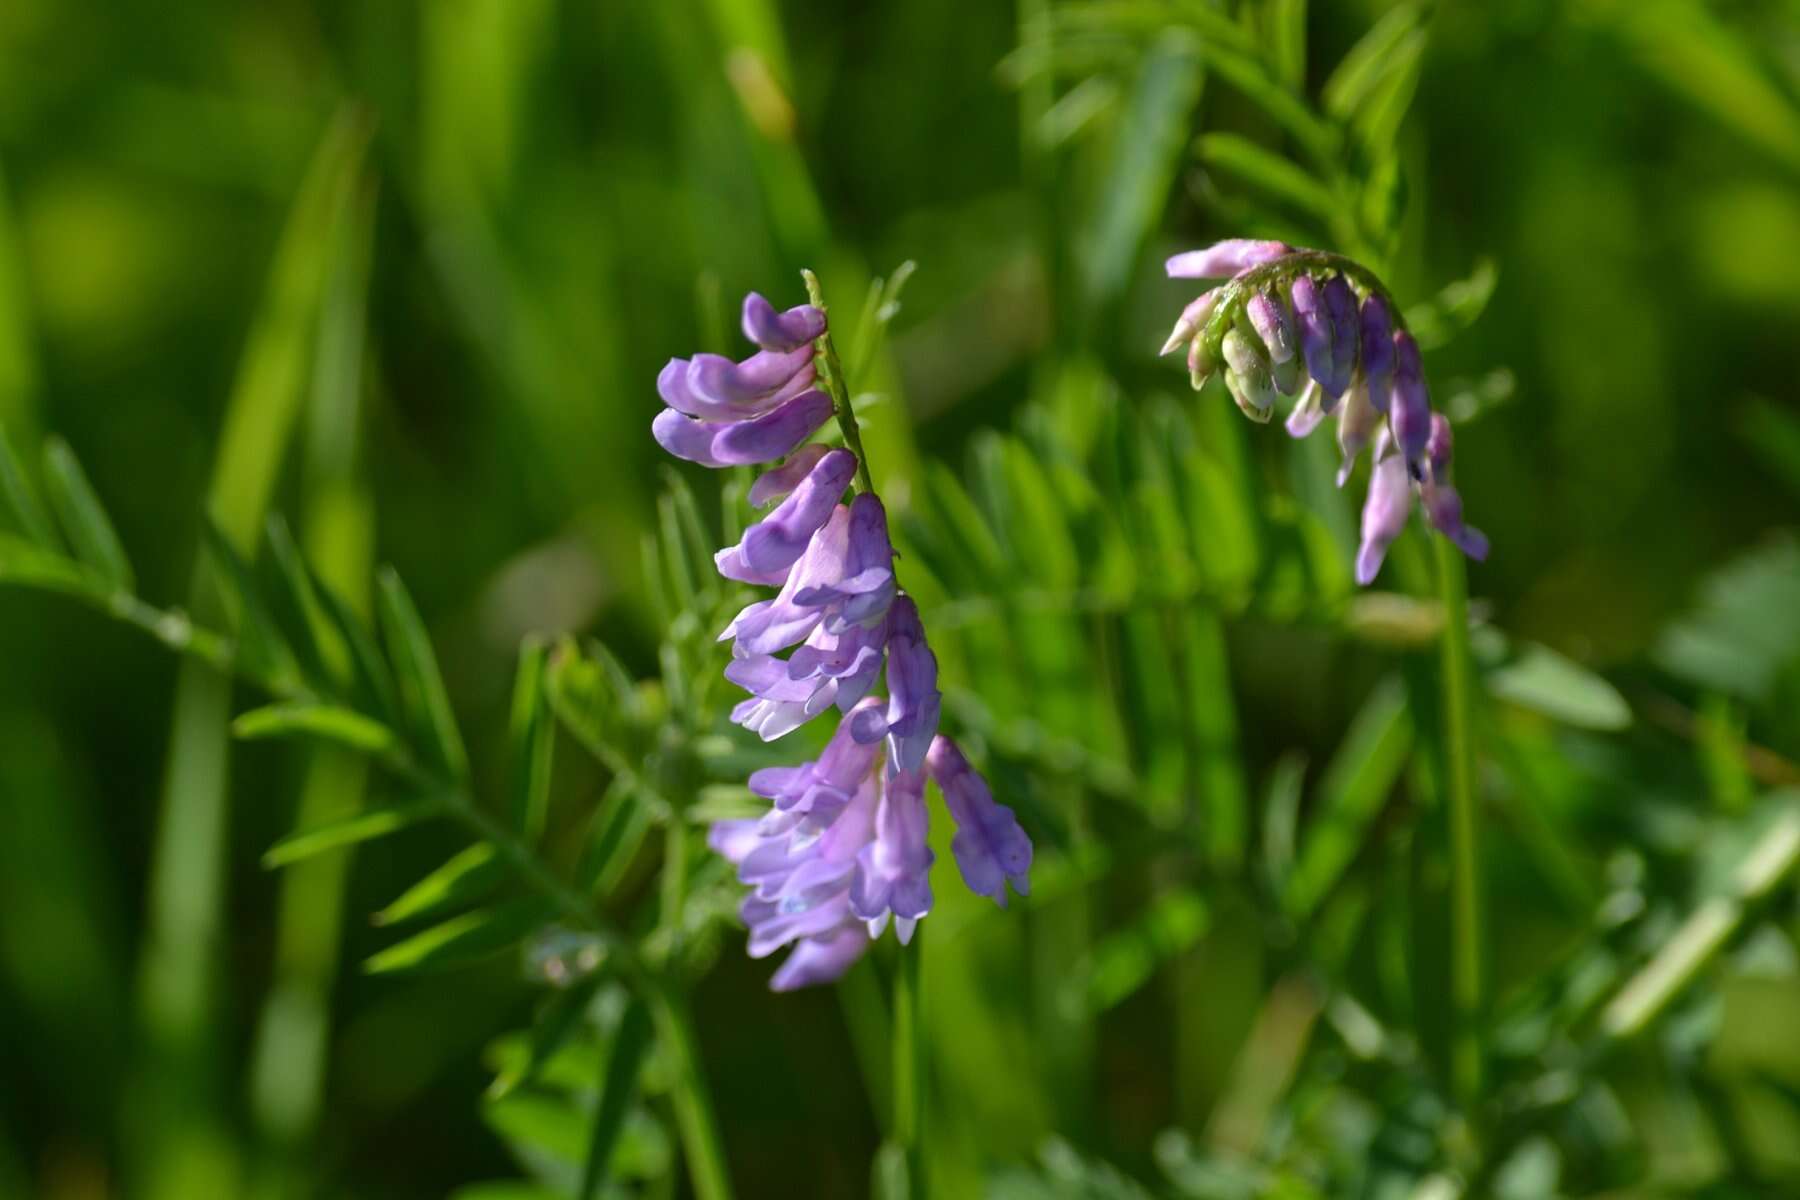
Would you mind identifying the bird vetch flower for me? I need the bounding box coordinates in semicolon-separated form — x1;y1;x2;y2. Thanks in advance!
653;278;1033;989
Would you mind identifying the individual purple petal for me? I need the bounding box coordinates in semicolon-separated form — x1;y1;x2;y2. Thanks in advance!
1161;289;1220;356
748;444;832;508
687;345;815;409
747;700;883;817
849;766;933;941
709;818;765;865
1389;332;1431;469
792;493;896;631
1355;452;1413;585
653;389;832;468
1290;275;1338;399
1421;481;1489;562
715;449;856;585
769;923;869;991
1358;295;1395;414
658;354;813;422
1246;291;1297;364
1322;276;1359;398
927;736;1031;906
848;597;941;773
789;620;888;714
1285;380;1327;439
742;292;827;352
722;504;853;653
1425;411;1454;482
1165;239;1292;279
1335;380;1379;486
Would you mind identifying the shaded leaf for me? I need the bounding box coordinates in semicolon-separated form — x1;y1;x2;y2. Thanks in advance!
579;995;653;1199
1197;132;1338;220
378;565;469;779
41;438;132;590
508;638;555;840
0;423;53;545
364;897;556;975
1486;644;1632;731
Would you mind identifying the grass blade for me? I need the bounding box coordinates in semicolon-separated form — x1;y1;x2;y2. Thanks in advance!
579;995;654;1199
231;701;402;758
264;802;438;869
363;897;555;975
375;843;506;928
508;638;555;840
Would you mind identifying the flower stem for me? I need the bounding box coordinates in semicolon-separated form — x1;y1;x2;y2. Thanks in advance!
801;269;877;495
1434;535;1483;1117
893;938;927;1199
646;978;736;1200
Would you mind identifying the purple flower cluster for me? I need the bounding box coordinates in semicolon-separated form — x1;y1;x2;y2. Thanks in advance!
654;290;1033;990
1163;239;1488;585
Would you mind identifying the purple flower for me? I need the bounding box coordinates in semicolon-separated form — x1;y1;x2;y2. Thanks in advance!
790;493;897;633
1421;482;1490;562
748;444;832;508
769;924;870;991
727;618;887;740
715;448;857;585
927;736;1031;907
849;596;941;773
652;389;832;468
849;765;934;942
1160;244;1491;585
1322;275;1359;398
746;703;884;819
742;292;827;352
1286;379;1327;439
1335;379;1380;486
1355;450;1413;585
1389;332;1431;470
687;345;817;411
1359;294;1395;414
1290;275;1338;400
1165;239;1292;279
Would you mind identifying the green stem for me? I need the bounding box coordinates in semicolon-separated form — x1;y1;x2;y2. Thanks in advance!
801;269;876;494
1435;535;1483;1118
646;979;736;1200
893;938;927;1199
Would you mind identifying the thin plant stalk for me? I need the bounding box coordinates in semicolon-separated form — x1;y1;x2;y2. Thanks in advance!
646;979;736;1200
1435;536;1483;1116
893;937;927;1200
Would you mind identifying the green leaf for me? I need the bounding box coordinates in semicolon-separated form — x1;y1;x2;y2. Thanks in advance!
508;638;555;840
546;637;644;771
40;438;132;590
232;701;402;756
1652;537;1800;703
200;516;294;685
306;567;402;722
1282;677;1413;919
577;781;653;898
1265;0;1307;90
376;843;507;927
1486;644;1632;732
263;801;438;868
0;530;103;596
579;995;653;1199
262;515;336;692
1197;42;1337;166
489;973;606;1100
1403;259;1499;351
0;423;53;545
1079;31;1204;309
1322;3;1423;120
378;565;469;779
1082;889;1211;1012
364;897;555;975
1347;28;1426;157
1196;132;1339;221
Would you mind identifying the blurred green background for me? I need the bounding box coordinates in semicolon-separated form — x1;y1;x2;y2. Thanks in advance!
4;1;1800;1197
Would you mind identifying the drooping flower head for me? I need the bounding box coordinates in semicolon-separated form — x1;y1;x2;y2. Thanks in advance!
1161;241;1489;585
653;284;1033;989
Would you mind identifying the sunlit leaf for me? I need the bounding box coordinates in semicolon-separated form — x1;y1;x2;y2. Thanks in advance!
232;701;402;757
376;843;507;927
508;638;555;840
264;801;438;868
1196;132;1338;220
1486;643;1632;731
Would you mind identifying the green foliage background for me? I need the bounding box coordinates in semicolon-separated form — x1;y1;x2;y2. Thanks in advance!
3;1;1800;1197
